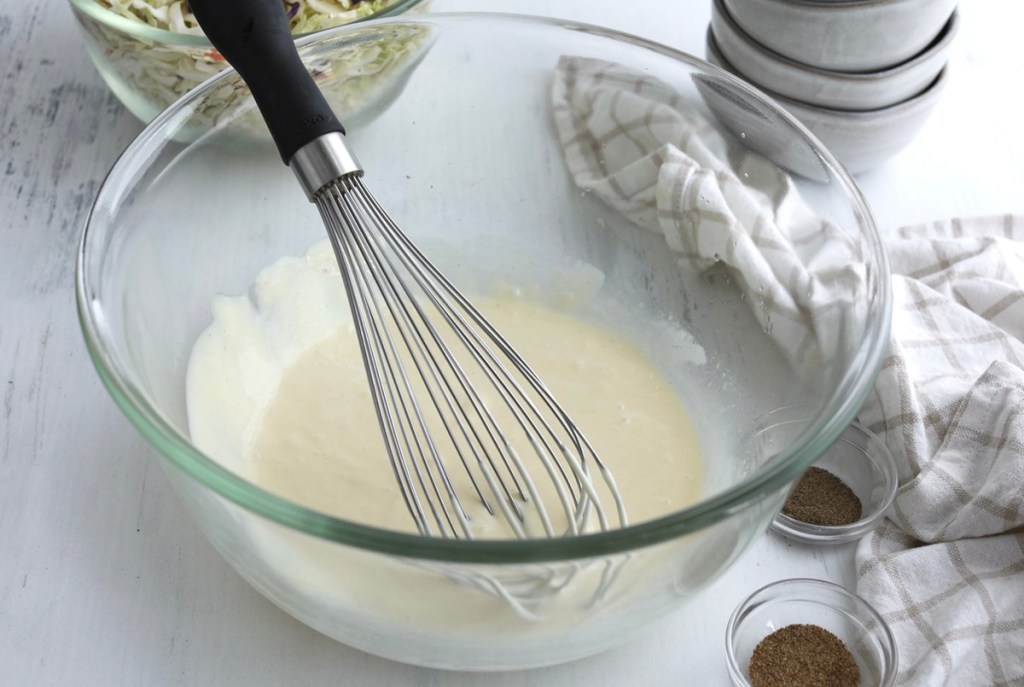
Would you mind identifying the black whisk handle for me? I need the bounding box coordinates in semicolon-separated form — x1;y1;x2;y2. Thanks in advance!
188;0;345;163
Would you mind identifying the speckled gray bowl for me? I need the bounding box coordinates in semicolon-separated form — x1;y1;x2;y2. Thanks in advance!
723;0;958;72
712;0;957;111
706;29;948;174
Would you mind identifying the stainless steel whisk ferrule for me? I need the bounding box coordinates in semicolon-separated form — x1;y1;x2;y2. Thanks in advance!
290;133;364;200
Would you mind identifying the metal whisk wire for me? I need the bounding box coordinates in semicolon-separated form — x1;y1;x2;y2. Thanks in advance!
315;174;626;539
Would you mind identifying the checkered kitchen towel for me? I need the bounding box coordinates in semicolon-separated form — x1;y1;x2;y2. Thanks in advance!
552;56;1024;686
551;56;867;383
855;215;1024;686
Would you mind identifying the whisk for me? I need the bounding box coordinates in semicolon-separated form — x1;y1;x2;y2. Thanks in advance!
188;0;627;539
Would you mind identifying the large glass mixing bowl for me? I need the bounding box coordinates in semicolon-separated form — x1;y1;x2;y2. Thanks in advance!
76;14;890;670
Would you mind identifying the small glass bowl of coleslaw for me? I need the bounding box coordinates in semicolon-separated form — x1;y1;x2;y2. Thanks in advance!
68;0;429;122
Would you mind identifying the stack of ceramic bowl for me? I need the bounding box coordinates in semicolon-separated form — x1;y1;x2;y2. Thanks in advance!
706;0;958;173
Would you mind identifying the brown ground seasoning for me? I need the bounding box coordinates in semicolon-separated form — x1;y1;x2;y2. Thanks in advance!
748;623;861;687
782;467;862;526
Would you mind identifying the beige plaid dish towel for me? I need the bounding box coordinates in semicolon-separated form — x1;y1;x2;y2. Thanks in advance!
551;56;865;383
855;215;1024;686
552;56;1024;686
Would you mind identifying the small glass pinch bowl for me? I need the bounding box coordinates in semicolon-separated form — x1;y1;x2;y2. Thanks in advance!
757;406;899;545
726;578;898;687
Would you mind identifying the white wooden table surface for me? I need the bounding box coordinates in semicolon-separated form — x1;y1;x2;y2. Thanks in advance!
2;1;1022;685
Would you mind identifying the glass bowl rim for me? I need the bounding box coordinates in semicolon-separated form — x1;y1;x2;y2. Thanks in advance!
67;0;428;45
75;12;892;564
724;577;899;687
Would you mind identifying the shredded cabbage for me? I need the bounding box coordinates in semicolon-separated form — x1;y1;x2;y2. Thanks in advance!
81;0;426;122
96;0;402;36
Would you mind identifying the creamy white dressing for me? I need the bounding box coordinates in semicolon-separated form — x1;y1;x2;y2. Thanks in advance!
186;239;704;537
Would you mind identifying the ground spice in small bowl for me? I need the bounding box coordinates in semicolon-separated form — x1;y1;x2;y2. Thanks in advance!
748;623;860;687
782;467;862;526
